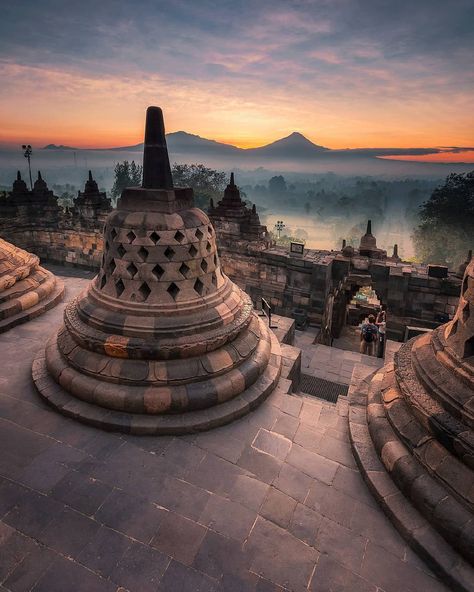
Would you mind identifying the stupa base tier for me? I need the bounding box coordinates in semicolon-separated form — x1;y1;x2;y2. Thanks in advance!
348;365;474;592
0;269;64;333
33;329;282;435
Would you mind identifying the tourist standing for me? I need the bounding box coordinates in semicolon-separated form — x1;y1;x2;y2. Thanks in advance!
376;306;387;358
360;314;378;356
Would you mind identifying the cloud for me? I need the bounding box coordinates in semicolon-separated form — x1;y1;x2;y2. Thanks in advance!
0;0;473;147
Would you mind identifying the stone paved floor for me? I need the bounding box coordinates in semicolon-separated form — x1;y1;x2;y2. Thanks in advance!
295;327;383;386
0;271;449;592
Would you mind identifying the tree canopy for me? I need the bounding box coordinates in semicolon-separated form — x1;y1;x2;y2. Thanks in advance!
171;163;226;209
413;171;474;268
111;161;142;199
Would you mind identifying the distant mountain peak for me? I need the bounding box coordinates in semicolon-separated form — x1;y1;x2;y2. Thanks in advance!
43;143;77;150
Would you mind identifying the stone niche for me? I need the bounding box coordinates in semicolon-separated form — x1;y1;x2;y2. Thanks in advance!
32;106;282;435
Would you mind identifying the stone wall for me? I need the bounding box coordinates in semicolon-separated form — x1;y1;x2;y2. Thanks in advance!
0;173;463;342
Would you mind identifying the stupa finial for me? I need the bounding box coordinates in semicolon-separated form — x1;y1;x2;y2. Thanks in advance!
230;172;235;187
17;171;21;180
142;106;173;190
88;170;93;182
393;243;398;258
38;171;42;181
366;219;372;235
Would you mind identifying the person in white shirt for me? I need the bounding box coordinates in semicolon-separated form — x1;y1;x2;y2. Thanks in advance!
376;306;387;358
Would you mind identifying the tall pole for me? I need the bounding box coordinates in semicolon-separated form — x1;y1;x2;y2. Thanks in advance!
22;144;33;190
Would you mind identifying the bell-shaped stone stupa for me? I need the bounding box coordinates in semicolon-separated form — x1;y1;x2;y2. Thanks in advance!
349;256;474;591
0;237;64;332
33;106;282;434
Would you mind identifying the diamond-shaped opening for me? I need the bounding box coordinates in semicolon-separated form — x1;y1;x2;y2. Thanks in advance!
211;272;217;287
105;240;109;251
109;259;116;274
99;274;107;289
462;302;470;323
195;228;204;240
214;254;218;266
448;319;458;337
111;228;117;240
174;230;185;243
208;226;213;235
194;278;204;296
150;231;160;244
164;246;175;260
206;241;212;253
463;336;474;359
189;244;198;257
200;259;208;273
167;282;180;300
137;246;149;262
152;264;164;280
117;244;126;258
126;230;137;244
179;262;190;278
127;261;138;278
115;279;125;298
138;282;151;301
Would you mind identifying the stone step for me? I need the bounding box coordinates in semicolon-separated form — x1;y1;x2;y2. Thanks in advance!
0;275;64;333
395;339;474;469
33;328;282;435
348;373;474;592
365;369;474;566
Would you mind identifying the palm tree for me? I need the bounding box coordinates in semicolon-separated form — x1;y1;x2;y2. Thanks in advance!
22;144;33;190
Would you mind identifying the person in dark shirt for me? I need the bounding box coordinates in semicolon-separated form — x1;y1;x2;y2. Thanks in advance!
360;314;378;356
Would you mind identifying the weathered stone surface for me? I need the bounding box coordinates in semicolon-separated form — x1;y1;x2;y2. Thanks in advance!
33;107;282;434
0;237;64;333
348;257;474;591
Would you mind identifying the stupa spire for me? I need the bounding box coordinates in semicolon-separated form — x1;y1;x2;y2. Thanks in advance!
230;172;235;187
88;170;93;182
366;219;372;235
38;171;42;181
17;171;21;181
142;106;173;190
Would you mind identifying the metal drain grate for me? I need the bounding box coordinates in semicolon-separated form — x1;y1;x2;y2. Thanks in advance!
300;374;349;404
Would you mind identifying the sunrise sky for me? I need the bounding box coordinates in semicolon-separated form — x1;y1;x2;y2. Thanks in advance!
1;0;473;155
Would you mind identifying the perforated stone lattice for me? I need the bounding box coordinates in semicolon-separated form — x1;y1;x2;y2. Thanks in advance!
97;222;221;303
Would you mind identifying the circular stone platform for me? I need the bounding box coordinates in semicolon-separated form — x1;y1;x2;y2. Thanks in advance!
0;236;64;333
349;258;474;591
33;106;281;434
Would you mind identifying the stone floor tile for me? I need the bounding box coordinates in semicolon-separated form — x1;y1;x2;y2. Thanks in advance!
187;454;243;496
278;396;302;418
194;430;246;464
293;424;323;454
159;438;206;476
3;542;57;592
39;506;100;558
259;487;297;529
111;540;170;592
252;429;292;461
230;474;269;512
199;494;257;542
270;413;299;440
0;526;36;582
315;517;367;573
3;489;63;539
237;446;282;484
158;560;218;592
32;554;117;592
309;553;377;591
193;530;251;579
245;517;319;592
95;488;165;544
272;462;312;503
0;479;29;519
288;503;323;547
360;542;449;592
153;476;210;521
77;525;131;578
151;510;207;565
219;572;259;592
305;480;355;528
286;444;338;485
50;470;112;515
